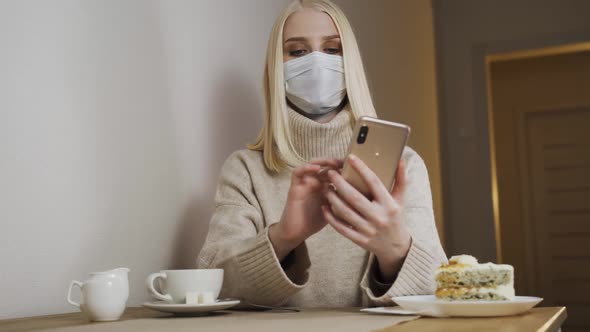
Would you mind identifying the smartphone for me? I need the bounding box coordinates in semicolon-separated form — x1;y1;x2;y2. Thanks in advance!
341;116;410;197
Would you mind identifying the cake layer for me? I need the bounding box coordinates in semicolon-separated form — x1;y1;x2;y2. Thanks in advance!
435;263;513;288
435;284;515;301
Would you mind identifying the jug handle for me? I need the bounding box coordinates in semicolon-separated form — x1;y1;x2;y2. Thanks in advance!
67;280;83;308
146;272;173;302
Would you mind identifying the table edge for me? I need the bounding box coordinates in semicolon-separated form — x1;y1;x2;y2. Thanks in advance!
538;306;567;332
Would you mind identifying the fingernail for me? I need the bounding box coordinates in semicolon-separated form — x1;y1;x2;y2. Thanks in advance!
349;154;357;162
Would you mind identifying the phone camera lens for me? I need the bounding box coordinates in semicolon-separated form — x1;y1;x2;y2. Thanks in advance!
357;125;369;144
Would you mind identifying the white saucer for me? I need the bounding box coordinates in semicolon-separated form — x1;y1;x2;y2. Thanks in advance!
142;300;240;314
392;295;543;317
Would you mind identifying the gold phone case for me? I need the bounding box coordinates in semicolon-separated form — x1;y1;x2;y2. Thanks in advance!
341;116;410;197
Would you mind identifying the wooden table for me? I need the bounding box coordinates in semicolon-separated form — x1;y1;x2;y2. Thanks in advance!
0;306;566;332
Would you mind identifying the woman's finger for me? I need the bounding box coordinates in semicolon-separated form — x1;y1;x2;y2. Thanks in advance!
309;158;344;169
322;205;368;248
313;158;344;181
292;163;321;178
324;190;374;237
391;159;407;201
291;159;343;184
326;170;374;217
291;164;322;185
347;154;391;203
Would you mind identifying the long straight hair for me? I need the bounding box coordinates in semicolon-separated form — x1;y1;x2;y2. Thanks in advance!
248;0;377;172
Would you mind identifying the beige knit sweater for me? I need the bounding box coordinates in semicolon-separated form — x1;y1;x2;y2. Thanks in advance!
197;107;447;307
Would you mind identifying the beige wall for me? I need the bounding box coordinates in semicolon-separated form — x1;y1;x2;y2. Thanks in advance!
335;0;444;242
433;0;590;262
0;0;442;319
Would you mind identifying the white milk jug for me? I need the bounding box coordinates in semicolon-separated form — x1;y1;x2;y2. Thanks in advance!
67;267;130;321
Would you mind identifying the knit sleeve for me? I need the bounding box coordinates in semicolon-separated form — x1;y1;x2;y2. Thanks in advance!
360;149;447;306
197;151;310;306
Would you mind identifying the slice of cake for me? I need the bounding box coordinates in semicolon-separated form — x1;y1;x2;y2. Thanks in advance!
435;255;515;301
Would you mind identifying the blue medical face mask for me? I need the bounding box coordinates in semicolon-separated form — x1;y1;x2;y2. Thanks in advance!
284;52;347;115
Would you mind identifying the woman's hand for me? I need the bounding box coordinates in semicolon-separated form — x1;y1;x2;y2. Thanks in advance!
321;154;411;282
269;158;343;261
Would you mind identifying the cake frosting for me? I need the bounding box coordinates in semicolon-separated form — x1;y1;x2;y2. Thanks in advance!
449;254;478;266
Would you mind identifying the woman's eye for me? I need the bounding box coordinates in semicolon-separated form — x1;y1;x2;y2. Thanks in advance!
324;48;342;54
289;49;308;57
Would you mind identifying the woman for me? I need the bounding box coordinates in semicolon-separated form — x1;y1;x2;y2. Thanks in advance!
197;0;446;307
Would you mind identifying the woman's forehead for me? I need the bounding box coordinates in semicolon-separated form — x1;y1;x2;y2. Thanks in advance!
283;8;339;41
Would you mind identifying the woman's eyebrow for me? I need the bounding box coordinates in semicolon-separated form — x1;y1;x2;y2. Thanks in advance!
284;37;307;43
284;35;340;43
322;34;340;41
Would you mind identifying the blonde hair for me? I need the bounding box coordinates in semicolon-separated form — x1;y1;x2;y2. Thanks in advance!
248;0;376;172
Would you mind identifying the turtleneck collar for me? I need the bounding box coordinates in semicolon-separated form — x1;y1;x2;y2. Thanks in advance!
287;106;354;162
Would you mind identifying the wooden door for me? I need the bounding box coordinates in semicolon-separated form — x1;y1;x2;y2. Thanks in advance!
489;48;590;331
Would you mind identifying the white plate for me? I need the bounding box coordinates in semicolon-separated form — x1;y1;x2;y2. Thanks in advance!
142;300;240;314
392;295;543;317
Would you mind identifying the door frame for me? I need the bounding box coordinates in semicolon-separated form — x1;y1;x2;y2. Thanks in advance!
438;30;590;263
484;42;590;265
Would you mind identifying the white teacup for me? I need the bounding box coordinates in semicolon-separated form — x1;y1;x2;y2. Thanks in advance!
146;269;223;304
